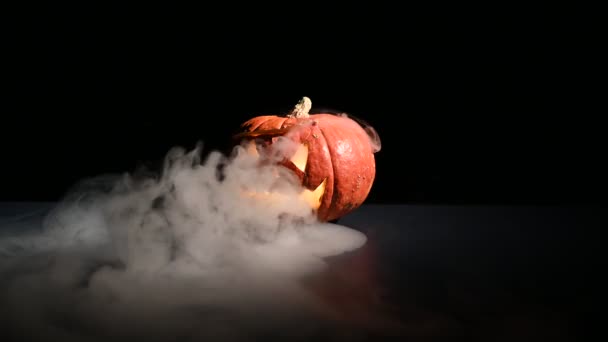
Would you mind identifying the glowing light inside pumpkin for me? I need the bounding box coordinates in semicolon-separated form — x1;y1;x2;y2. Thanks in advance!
290;144;308;172
241;141;324;210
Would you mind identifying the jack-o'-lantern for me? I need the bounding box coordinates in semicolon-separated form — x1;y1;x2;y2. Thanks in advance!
234;97;381;222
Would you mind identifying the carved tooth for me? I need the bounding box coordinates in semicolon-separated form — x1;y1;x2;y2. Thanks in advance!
246;140;259;157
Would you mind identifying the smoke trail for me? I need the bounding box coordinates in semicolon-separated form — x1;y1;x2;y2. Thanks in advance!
0;140;370;342
309;108;382;153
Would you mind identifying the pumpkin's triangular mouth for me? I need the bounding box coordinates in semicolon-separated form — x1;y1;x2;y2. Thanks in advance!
300;178;327;210
241;177;327;211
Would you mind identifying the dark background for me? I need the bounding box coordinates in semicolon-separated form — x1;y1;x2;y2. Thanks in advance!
2;8;604;205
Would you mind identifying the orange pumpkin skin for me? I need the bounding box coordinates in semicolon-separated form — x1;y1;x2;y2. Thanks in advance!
236;98;379;222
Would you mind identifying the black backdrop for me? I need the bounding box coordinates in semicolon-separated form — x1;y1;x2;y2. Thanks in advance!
2;8;604;205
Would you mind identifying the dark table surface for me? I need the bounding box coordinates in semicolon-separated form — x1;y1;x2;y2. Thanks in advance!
0;202;605;341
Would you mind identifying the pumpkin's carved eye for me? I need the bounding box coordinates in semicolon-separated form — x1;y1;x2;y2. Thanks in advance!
289;143;308;173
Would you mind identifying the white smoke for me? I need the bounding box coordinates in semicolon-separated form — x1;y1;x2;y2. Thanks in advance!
0;140;369;342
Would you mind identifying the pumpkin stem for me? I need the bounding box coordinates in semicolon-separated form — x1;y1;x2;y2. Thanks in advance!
287;96;312;118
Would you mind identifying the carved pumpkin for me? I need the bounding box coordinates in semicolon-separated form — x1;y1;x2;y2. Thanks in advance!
234;97;381;222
